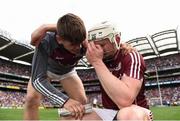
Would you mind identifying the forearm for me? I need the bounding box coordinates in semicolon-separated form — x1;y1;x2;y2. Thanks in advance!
92;61;134;108
31;24;56;46
42;24;57;32
31;77;69;107
31;46;68;107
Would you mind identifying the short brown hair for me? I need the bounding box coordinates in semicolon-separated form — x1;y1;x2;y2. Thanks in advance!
57;13;86;44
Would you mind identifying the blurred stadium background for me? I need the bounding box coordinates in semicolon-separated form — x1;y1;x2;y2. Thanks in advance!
0;28;180;120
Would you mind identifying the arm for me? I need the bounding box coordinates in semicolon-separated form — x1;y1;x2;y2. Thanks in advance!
31;44;69;107
86;42;142;108
91;60;142;108
31;24;56;47
32;43;86;119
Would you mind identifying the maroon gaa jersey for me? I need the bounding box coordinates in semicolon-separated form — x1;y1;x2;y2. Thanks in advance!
101;49;149;110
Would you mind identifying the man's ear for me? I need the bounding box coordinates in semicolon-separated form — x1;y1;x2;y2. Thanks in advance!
56;35;63;44
115;35;120;45
82;40;88;48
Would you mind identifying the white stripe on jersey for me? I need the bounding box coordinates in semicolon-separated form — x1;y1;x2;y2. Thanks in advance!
137;52;141;79
34;78;65;105
132;52;138;79
129;52;141;80
36;78;65;104
34;79;62;105
33;80;48;96
129;53;134;77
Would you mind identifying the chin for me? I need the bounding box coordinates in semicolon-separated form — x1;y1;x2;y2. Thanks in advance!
69;50;78;54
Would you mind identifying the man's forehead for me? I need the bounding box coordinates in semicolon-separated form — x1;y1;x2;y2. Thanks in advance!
94;38;109;44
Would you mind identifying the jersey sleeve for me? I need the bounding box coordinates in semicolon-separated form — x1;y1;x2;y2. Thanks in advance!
123;51;146;80
31;36;69;107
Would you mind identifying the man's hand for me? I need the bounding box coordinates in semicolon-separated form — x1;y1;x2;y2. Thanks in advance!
86;41;104;66
31;24;56;47
63;98;85;120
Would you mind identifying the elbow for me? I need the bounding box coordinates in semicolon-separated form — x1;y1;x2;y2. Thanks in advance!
30;31;36;45
30;33;36;46
31;80;37;89
115;95;135;108
31;24;47;46
31;77;41;89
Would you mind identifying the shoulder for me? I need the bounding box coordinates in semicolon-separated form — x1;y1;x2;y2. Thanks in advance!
38;32;57;53
42;32;56;44
122;50;146;79
123;50;144;64
40;32;57;48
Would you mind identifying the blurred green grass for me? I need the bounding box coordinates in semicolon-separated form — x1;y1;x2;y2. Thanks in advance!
0;106;180;120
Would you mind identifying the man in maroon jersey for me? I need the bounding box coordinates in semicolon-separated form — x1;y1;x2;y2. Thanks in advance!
30;21;153;121
82;21;153;121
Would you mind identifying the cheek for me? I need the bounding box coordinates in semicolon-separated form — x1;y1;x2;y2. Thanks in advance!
64;45;72;51
63;44;68;49
104;45;111;51
103;48;108;53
